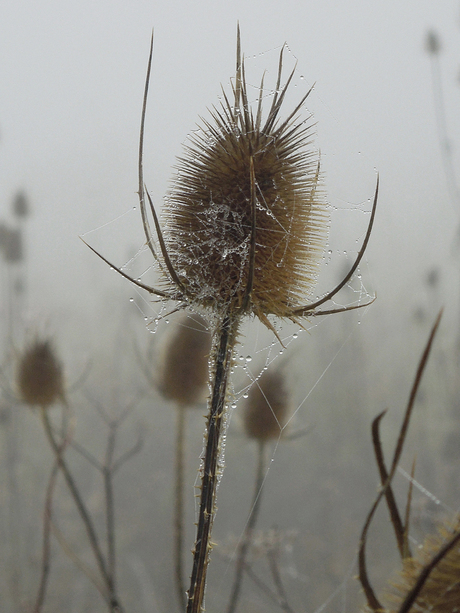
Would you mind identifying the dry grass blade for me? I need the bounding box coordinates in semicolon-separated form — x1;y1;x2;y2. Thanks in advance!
358;308;443;612
372;411;410;559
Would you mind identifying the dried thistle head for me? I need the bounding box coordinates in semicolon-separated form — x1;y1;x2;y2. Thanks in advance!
156;313;211;407
243;368;290;441
161;38;329;323
381;516;460;613
0;225;23;264
17;339;65;408
86;30;377;333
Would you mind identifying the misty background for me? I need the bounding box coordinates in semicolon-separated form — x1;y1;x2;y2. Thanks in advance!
1;1;460;611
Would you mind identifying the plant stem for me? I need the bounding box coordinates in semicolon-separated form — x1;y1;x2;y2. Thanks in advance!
104;424;117;594
34;459;59;613
226;440;267;613
186;314;239;613
175;406;187;611
40;408;123;612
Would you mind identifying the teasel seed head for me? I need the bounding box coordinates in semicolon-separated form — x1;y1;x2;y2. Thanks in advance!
162;43;329;323
156;313;211;408
382;516;460;613
17;339;65;408
243;368;290;441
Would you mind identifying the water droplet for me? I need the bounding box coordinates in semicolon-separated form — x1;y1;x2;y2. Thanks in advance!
231;403;237;409
243;393;249;399
245;356;252;362
129;297;134;302
292;333;298;339
239;355;245;361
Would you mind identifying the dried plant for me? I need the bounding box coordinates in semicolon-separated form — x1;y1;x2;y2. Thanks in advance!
156;313;211;408
17;338;125;612
227;367;291;613
87;26;377;613
17;340;64;408
155;313;212;610
383;515;460;613
358;311;447;613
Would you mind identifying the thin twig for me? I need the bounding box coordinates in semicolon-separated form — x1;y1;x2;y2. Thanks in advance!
267;543;296;613
104;423;117;590
40;408;123;612
33;460;59;613
227;440;267;613
50;520;108;598
174;406;187;611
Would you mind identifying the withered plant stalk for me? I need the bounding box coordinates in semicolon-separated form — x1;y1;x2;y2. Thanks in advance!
174;405;187;610
88;25;378;613
40;408;123;613
187;314;239;613
226;440;267;613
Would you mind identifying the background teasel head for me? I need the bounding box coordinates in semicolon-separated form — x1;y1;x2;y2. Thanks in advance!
381;516;460;613
243;367;290;441
161;36;329;322
17;339;65;408
156;313;211;407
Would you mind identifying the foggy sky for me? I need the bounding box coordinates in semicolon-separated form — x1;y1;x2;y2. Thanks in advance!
0;0;459;352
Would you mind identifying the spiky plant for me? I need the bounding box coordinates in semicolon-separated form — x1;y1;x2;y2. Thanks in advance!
382;516;460;613
88;26;377;613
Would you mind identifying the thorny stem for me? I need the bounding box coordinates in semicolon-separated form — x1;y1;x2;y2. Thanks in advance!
40;408;123;613
186;314;240;613
227;440;267;613
175;406;187;611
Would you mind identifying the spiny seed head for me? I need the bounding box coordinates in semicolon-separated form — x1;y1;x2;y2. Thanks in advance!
383;516;460;613
157;313;211;407
243;368;290;441
162;42;329;322
17;339;64;408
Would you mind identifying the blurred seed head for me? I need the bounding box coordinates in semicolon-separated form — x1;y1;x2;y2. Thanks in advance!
425;30;441;55
0;225;23;264
13;191;30;219
243;368;290;441
156;313;211;408
17;339;65;408
383;516;460;613
162;42;329;321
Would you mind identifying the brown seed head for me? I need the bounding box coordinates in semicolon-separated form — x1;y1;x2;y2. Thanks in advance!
383;516;460;613
425;30;441;56
17;339;64;408
162;43;329;321
156;313;211;407
243;368;290;441
0;226;23;264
